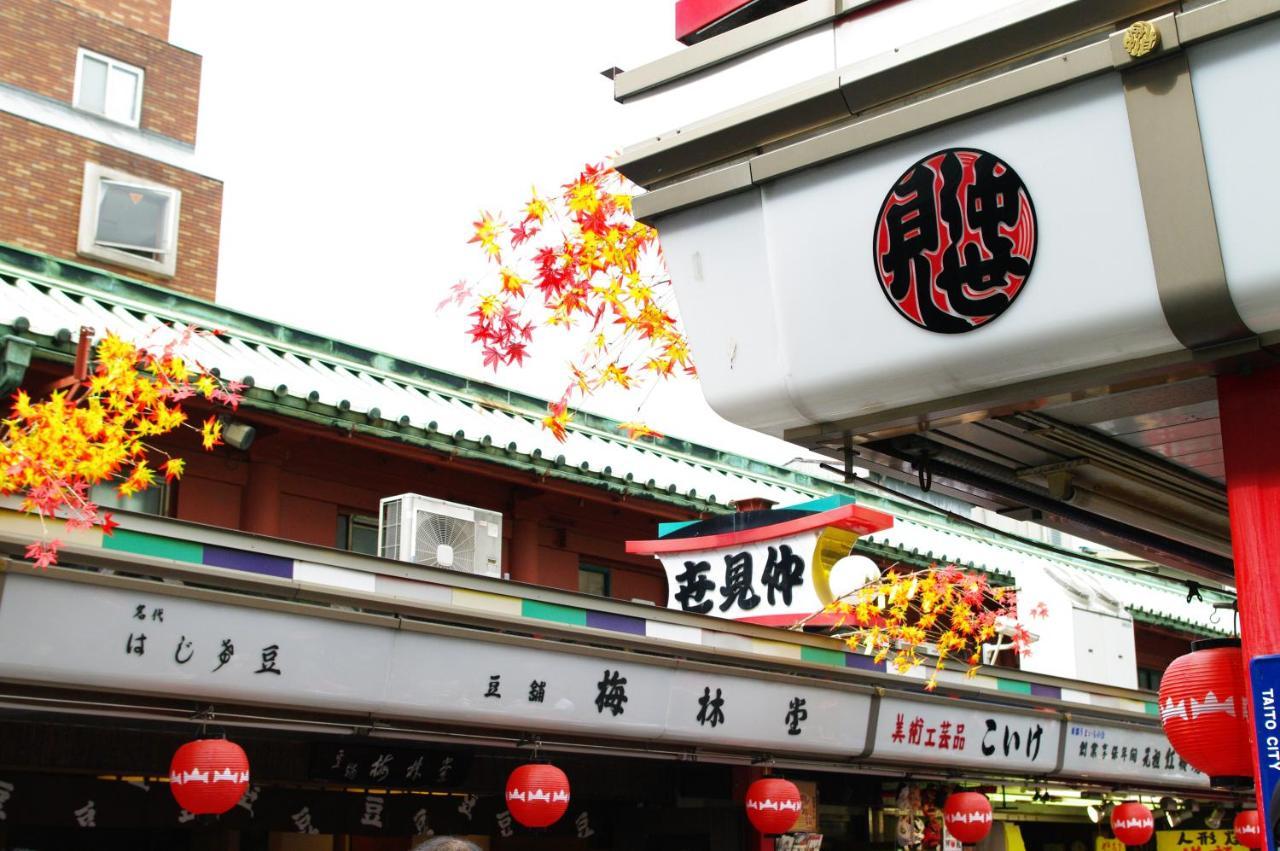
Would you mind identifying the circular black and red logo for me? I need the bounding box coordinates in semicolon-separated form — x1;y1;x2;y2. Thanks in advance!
872;148;1037;334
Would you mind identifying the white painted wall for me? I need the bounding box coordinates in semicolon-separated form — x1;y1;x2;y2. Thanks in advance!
1011;561;1138;688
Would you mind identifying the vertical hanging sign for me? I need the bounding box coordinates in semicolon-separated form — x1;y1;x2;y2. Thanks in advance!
1249;654;1280;851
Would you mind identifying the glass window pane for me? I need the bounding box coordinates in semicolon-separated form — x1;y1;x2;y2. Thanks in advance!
96;181;170;252
78;56;108;114
350;517;379;556
578;566;609;597
105;65;140;123
89;480;165;515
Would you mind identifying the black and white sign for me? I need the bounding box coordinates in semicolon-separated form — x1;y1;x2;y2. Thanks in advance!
0;573;871;758
657;530;827;621
871;697;1058;773
0;572;1204;788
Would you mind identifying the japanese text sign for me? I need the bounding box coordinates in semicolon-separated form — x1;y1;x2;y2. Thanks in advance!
1156;829;1248;851
1251;654;1280;851
1061;721;1206;787
656;529;826;622
871;696;1060;773
0;573;871;758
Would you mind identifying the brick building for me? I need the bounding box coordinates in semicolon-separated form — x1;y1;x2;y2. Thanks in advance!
0;0;220;300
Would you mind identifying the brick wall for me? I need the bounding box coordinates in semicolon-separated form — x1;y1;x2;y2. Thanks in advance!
62;0;170;42
0;112;222;300
0;0;199;144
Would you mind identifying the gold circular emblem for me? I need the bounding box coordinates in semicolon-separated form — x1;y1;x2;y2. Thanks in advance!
1123;21;1160;58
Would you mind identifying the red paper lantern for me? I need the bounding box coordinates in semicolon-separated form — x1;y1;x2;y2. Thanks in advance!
1111;801;1155;846
944;792;994;844
1158;638;1252;782
745;778;803;835
505;763;570;828
169;738;250;815
1235;810;1264;849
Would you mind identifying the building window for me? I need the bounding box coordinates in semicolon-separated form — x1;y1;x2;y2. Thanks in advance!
578;564;611;597
1137;666;1164;692
337;513;380;556
89;478;169;517
74;48;144;127
78;162;181;277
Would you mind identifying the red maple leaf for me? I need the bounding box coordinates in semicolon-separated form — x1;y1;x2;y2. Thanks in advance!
505;342;529;367
481;346;503;371
24;539;61;570
101;512;120;536
510;222;540;248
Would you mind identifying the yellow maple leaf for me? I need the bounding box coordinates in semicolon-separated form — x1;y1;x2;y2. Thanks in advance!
617;421;663;441
541;405;573;442
200;416;223;450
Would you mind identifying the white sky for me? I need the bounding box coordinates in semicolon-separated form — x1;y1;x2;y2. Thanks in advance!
167;0;822;469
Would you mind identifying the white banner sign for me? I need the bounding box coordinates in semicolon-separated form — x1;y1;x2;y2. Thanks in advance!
872;696;1061;773
0;573;1203;787
0;574;871;757
1060;720;1206;787
658;529;825;622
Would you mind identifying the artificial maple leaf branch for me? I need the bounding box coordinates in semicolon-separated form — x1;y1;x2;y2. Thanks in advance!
793;562;1047;691
452;163;693;442
1;326;242;567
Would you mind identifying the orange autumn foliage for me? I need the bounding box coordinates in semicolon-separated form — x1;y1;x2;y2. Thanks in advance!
0;328;242;567
448;163;690;442
802;563;1045;689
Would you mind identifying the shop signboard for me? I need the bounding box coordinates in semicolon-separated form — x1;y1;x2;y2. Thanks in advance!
651;528;832;622
653;75;1180;438
791;779;819;833
1250;653;1280;851
0;573;872;758
870;695;1060;774
308;743;472;789
1156;829;1249;851
0;572;1199;787
1060;720;1206;788
628;500;893;626
642;20;1280;441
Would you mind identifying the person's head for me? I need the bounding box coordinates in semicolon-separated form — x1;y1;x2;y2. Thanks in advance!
410;838;481;851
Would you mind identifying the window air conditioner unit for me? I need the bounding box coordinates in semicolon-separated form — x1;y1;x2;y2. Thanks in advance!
378;493;502;578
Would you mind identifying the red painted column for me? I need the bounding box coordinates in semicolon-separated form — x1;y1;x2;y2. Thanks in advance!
240;458;282;537
1218;366;1280;815
509;516;542;585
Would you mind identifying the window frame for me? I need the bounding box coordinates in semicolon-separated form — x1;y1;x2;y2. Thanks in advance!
88;476;172;518
78;162;182;277
337;512;381;556
578;563;612;598
73;47;145;128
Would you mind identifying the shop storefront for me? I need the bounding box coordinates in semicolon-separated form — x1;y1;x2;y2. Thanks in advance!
0;508;1231;850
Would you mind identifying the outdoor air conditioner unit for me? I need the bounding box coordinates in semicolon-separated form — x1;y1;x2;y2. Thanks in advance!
378;493;503;578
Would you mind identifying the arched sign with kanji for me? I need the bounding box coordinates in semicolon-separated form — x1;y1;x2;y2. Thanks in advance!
873;148;1038;334
626;500;893;626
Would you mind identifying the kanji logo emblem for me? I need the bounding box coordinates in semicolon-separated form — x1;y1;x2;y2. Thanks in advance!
873;148;1037;334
